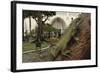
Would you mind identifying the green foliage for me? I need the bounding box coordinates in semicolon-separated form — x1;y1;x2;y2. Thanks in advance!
31;29;35;34
23;42;49;52
23;10;33;18
23;42;36;52
23;10;56;19
44;24;58;32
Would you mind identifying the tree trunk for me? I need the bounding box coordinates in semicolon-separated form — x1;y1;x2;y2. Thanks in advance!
36;15;43;47
22;17;24;41
29;16;31;37
45;14;87;60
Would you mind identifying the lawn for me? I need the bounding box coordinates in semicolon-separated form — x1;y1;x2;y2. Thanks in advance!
22;41;49;52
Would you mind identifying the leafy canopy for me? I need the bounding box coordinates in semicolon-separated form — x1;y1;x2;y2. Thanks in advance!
23;10;56;22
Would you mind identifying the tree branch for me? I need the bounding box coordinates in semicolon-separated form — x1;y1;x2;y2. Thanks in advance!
43;16;48;23
34;18;38;23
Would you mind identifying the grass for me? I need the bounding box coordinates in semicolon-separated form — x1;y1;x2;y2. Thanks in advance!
23;42;36;52
23;41;50;52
